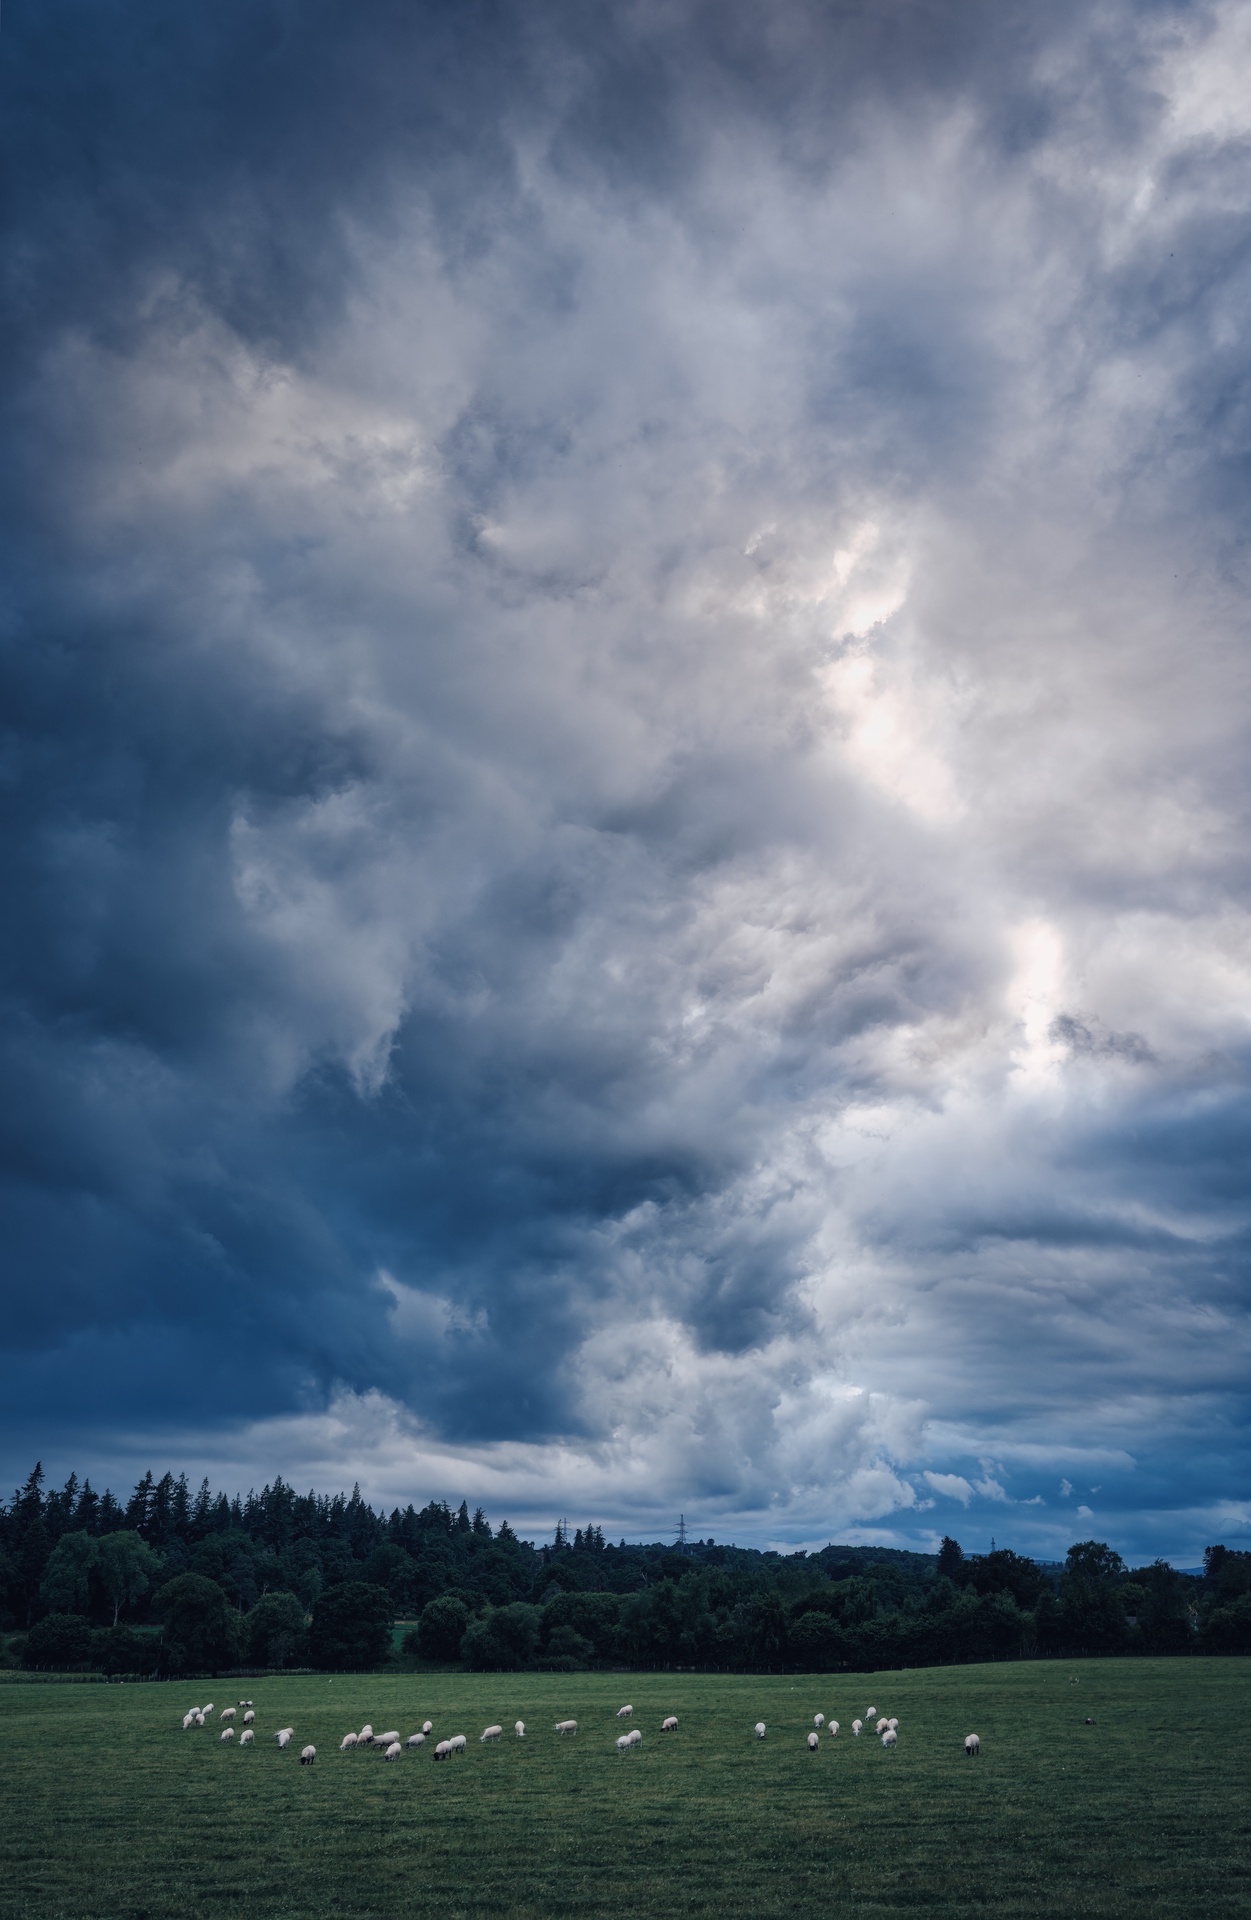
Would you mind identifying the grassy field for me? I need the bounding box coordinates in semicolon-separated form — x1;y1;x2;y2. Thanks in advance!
2;1659;1248;1919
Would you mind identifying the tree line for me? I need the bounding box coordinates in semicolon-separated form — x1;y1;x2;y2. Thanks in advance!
3;1464;1250;1675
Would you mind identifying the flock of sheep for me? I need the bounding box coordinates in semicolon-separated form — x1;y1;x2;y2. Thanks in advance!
181;1697;983;1762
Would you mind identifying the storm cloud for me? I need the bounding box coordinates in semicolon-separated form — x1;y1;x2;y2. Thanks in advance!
3;0;1251;1558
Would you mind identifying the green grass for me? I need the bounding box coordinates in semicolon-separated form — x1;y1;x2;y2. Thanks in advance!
2;1660;1248;1918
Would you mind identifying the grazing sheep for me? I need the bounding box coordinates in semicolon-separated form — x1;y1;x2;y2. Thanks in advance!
888;1718;898;1731
238;1699;249;1707
203;1704;215;1716
882;1729;898;1750
617;1705;634;1719
340;1734;358;1751
243;1710;255;1725
814;1713;824;1728
865;1706;876;1721
449;1735;467;1755
422;1721;433;1735
373;1731;400;1747
182;1713;195;1730
409;1732;427;1748
964;1733;981;1757
433;1741;452;1761
515;1721;525;1738
555;1720;578;1736
807;1732;819;1751
628;1728;641;1747
851;1720;862;1737
875;1718;889;1735
616;1734;632;1752
661;1716;678;1732
480;1726;503;1743
383;1743;401;1761
358;1725;373;1743
755;1722;766;1740
195;1715;205;1727
828;1720;840;1738
221;1728;235;1742
276;1728;294;1749
300;1746;316;1766
239;1730;254;1747
220;1707;237;1721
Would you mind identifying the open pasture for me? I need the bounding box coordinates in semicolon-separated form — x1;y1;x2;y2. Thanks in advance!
2;1659;1249;1919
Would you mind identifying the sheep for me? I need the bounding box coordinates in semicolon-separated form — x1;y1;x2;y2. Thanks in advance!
238;1699;249;1707
433;1740;452;1761
628;1728;641;1747
851;1720;862;1737
195;1714;205;1727
182;1713;196;1730
754;1722;766;1740
827;1720;840;1738
239;1729;254;1747
373;1731;400;1747
203;1703;215;1716
617;1705;634;1719
813;1713;824;1728
616;1734;632;1752
449;1735;467;1755
882;1729;897;1750
300;1745;316;1766
888;1718;898;1731
554;1720;578;1736
243;1710;255;1725
865;1706;876;1721
875;1718;889;1735
221;1727;235;1742
480;1726;503;1743
661;1716;678;1732
340;1734;358;1751
383;1743;401;1762
276;1728;294;1750
422;1721;433;1735
220;1707;237;1721
358;1724;373;1743
964;1733;980;1757
807;1732;820;1751
515;1721;525;1738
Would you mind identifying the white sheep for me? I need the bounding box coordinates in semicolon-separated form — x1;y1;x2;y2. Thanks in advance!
276;1728;294;1750
340;1734;358;1751
964;1733;981;1757
515;1721;525;1738
407;1732;425;1748
807;1732;819;1751
239;1729;254;1747
373;1731;400;1747
358;1724;373;1743
433;1740;452;1761
661;1716;678;1732
188;1706;201;1717
383;1742;401;1762
300;1745;316;1766
882;1728;897;1750
221;1727;235;1742
220;1707;237;1721
875;1718;889;1735
865;1706;876;1721
555;1719;578;1736
888;1718;898;1731
480;1726;502;1743
828;1720;840;1737
194;1714;205;1727
243;1710;255;1725
182;1713;195;1730
813;1713;824;1728
203;1703;215;1716
628;1728;641;1747
450;1735;467;1754
422;1721;433;1735
615;1734;632;1752
852;1720;862;1737
617;1704;634;1719
755;1722;766;1740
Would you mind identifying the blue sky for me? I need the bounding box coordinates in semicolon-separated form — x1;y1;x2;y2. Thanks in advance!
2;0;1251;1561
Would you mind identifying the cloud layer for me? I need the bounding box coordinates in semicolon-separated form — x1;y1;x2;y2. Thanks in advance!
3;0;1251;1558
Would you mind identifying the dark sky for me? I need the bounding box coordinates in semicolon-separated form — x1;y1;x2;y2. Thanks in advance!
3;0;1250;1558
